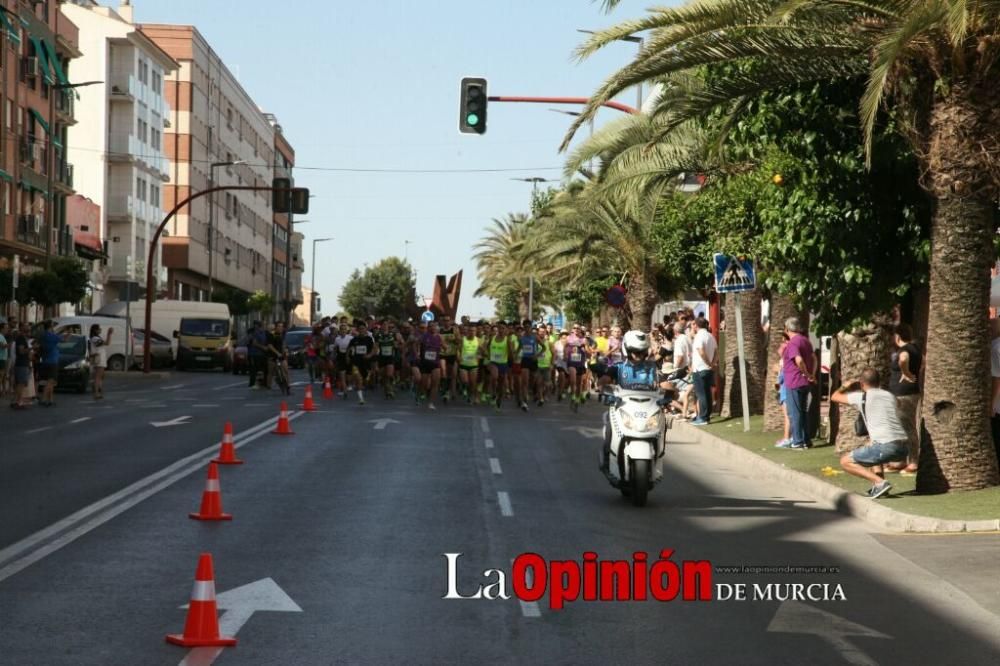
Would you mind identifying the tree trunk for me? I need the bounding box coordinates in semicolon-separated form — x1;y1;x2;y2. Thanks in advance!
763;293;806;431
721;291;765;418
918;194;999;492
831;317;894;453
915;83;1000;492
625;277;658;332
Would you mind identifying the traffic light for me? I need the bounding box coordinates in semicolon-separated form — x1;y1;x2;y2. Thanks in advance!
273;177;291;212
459;77;487;134
272;178;309;214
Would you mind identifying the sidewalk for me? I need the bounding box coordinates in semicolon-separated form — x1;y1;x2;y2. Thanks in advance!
677;416;1000;533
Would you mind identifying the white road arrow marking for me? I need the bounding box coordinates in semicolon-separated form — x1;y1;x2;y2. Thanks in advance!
561;426;604;439
178;577;302;666
767;600;890;666
151;415;191;428
369;418;401;430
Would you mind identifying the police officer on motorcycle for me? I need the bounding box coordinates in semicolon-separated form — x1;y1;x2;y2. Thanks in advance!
599;330;663;472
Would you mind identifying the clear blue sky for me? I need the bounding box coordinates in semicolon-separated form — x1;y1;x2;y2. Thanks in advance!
136;0;657;318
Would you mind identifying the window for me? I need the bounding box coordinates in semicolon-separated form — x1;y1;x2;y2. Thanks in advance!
4;100;10;130
151;185;160;208
152;70;161;95
136;117;147;143
3;182;9;215
226;107;233;129
151;128;160;151
136;177;147;202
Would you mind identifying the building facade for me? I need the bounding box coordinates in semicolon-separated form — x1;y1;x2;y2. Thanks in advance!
63;0;176;309
267;114;297;320
140;22;276;302
0;0;82;318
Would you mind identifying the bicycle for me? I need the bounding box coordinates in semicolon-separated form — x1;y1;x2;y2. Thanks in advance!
274;356;291;396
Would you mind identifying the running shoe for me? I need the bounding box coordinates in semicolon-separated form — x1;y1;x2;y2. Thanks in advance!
869;480;892;499
428;403;437;411
520;402;528;412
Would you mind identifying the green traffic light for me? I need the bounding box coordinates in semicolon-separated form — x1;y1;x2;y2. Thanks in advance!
467;113;480;126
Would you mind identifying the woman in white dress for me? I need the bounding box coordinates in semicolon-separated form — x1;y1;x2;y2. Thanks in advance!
88;323;113;399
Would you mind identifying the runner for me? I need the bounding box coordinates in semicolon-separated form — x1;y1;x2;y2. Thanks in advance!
334;323;353;396
565;323;589;411
376;320;403;398
553;329;569;401
416;321;444;410
347;321;376;404
439;315;459;403
517;325;539;411
486;323;514;411
532;326;552;407
458;324;482;404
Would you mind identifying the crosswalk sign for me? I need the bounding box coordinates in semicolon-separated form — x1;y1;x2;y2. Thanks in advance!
714;253;755;293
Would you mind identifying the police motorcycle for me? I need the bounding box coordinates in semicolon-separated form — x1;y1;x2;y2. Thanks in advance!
599;331;675;507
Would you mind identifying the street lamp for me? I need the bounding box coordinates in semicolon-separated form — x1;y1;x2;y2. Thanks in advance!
311;237;333;321
549;108;595;171
577;29;644;111
46;80;102;269
207;159;244;299
511;177;558;321
510;177;558;194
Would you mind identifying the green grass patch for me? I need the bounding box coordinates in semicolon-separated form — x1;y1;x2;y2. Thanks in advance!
703;416;1000;522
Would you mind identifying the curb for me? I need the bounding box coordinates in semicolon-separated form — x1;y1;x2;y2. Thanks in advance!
676;422;1000;534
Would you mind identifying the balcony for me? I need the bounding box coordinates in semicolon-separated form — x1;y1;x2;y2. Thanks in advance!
16;214;43;247
109;75;136;103
57;161;74;189
55;89;75;123
107;195;151;223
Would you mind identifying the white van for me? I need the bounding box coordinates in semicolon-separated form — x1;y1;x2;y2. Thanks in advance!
52;315;131;372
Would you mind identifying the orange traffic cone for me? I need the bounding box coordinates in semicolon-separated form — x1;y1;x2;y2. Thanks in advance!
189;463;232;521
272;401;294;435
300;384;316;412
322;376;334;400
211;422;243;465
166;553;237;647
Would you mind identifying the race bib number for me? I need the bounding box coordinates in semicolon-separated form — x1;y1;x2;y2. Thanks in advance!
462;352;477;365
570;352;583;363
491;350;506;363
354;345;367;355
424;351;438;361
521;343;535;357
381;347;393;356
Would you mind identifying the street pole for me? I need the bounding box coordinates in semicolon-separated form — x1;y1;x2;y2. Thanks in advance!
285;205;293;325
734;293;751;432
311;237;332;321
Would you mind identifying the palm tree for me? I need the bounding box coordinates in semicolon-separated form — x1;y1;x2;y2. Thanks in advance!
474;213;560;319
565;0;1000;491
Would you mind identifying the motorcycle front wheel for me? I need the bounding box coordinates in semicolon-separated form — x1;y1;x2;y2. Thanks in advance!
630;459;650;507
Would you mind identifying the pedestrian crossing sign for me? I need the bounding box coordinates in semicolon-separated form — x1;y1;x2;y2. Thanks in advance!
713;253;755;293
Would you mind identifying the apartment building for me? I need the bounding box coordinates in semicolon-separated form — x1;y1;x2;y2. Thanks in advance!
0;0;82;316
266;113;298;317
140;22;275;301
63;0;176;308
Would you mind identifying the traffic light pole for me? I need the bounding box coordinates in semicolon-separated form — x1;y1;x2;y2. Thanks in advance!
486;96;638;115
143;185;300;373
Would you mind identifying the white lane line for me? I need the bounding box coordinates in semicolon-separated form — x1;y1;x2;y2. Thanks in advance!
513;560;541;618
124;399;149;403
0;412;302;583
25;426;53;435
480;417;490;434
161;384;184;390
69;417;91;424
489;458;502;475
212;381;248;391
191;404;221;408
484;438;494;449
497;491;513;517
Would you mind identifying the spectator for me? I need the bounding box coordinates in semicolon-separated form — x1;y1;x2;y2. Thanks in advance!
247;321;268;389
672;321;695;418
37;320;61;406
888;323;921;474
991;319;1000;465
831;368;909;499
88;323;113;400
11;322;32;409
689;316;718;426
781;317;816;449
0;321;8;399
773;332;793;448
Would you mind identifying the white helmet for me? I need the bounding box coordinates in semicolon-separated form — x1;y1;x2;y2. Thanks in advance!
623;330;649;359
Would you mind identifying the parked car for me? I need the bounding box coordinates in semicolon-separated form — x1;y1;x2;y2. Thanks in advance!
283;330;309;369
56;334;90;393
132;329;174;369
232;344;249;375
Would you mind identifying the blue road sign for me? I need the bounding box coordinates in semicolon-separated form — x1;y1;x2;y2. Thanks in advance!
714;253;756;293
421;310;435;322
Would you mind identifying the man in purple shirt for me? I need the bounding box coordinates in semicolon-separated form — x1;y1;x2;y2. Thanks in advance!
778;317;816;449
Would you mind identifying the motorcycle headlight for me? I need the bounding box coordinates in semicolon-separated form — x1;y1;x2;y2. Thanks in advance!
618;411;637;430
65;360;88;370
643;414;661;430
